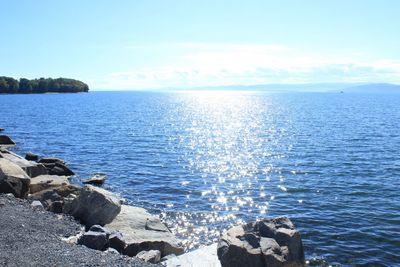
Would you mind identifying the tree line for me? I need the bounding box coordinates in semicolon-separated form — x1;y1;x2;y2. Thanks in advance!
0;76;89;94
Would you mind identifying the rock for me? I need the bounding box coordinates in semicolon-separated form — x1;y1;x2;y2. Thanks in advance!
0;135;15;146
105;248;120;254
0;158;31;198
109;232;126;253
105;205;184;257
48;162;74;176
136;250;161;264
38;157;66;165
89;225;110;236
217;217;305;267
163;243;221;267
0;128;4;132
25;152;39;162
83;173;106;185
31;200;44;211
29;175;70;194
78;230;108;251
67;186;121;227
0;150;48;178
28;184;81;212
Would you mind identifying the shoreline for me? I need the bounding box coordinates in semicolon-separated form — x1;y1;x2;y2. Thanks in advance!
0;130;306;266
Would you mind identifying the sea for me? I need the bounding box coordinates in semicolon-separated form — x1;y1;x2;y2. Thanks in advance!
1;91;399;266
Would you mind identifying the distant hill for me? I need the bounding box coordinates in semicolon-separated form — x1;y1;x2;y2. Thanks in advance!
341;83;400;94
0;76;89;94
170;82;400;93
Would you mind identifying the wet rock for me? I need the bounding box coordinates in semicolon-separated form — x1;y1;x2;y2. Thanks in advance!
106;205;184;257
0;158;31;198
0;128;4;132
109;232;126;253
25;152;39;162
0;135;15;146
78;230;108;251
136;250;161;264
217;216;305;267
29;175;70;194
31;200;44;211
67;185;121;227
83;173;106;185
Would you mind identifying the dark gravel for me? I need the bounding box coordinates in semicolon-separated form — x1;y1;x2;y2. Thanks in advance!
0;194;156;267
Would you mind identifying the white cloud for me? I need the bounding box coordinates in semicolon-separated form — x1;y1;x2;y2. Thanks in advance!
94;42;400;89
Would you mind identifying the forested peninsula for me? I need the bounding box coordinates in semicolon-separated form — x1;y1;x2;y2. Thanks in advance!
0;76;89;94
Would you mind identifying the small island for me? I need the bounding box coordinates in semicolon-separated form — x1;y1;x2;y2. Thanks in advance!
0;76;89;94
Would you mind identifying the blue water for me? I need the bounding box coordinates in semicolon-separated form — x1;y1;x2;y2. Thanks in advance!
1;91;399;266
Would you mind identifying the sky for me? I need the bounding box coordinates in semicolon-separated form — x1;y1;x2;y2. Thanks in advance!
1;0;400;90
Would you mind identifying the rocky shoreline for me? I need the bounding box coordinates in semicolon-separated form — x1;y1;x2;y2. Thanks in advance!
0;130;306;267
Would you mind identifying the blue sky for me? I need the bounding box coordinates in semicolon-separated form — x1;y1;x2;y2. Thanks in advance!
1;0;399;89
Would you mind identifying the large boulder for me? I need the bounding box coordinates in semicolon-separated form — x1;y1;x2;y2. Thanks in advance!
106;205;184;258
0;150;47;178
0;135;15;146
217;217;305;267
66;186;121;227
29;175;70;194
0;158;31;198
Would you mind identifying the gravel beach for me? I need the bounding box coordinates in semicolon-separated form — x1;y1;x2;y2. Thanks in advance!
0;194;156;267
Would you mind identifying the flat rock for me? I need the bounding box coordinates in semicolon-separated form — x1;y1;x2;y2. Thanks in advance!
163;243;221;267
67;185;121;227
0;150;48;178
83;173;106;185
106;205;184;257
137;250;161;264
0;135;15;146
0;158;31;198
29;175;70;194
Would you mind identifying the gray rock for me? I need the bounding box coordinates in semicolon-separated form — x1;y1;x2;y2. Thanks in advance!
136;250;161;264
78;230;108;251
48;162;75;176
0;135;15;146
89;225;110;236
0;150;48;178
105;247;120;254
0;128;4;132
0;158;31;198
25;152;39;162
67;185;121;227
106;205;184;257
83;173;106;185
29;175;70;194
38;157;65;165
28;184;81;212
109;232;126;253
31;200;44;211
217;216;305;267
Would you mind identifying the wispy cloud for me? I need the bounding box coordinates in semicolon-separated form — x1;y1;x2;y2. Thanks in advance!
94;42;400;89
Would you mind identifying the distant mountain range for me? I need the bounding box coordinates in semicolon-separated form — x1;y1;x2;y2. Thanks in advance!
172;83;400;93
